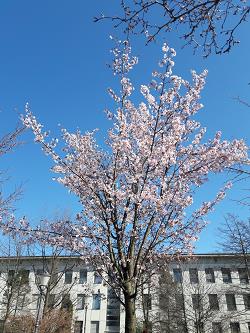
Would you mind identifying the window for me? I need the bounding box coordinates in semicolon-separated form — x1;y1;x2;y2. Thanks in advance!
79;269;87;284
248;322;250;333
226;294;237;311
143;294;152;311
209;294;219;310
48;294;55;308
77;294;85;310
243;294;250;310
8;270;30;285
173;268;182;283
189;268;199;284
61;294;72;311
16;294;26;310
230;322;240;333
192;294;201;310
212;322;222;333
64;270;73;284
90;321;99;333
238;268;249;284
94;272;102;284
205;268;215;283
74;321;83;333
221;268;232;283
92;294;101;310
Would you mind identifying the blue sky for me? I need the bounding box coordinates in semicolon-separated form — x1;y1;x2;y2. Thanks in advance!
0;0;249;253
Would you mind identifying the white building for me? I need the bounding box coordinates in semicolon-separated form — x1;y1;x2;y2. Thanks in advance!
0;254;249;333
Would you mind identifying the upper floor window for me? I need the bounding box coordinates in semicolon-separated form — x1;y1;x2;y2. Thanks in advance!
61;294;72;311
230;322;240;333
173;268;182;283
64;270;73;284
243;294;250;310
76;294;85;310
143;294;152;311
189;268;199;284
238;268;249;284
94;272;102;284
79;269;87;284
221;268;232;283
205;268;215;283
92;294;101;310
192;294;202;311
226;294;237;311
212;322;222;333
8;269;29;285
209;294;219;311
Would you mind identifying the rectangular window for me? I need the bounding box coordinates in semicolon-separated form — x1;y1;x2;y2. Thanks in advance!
94;272;102;284
92;294;101;310
79;269;87;284
205;268;215;283
243;294;250;310
209;294;219;310
64;270;73;284
61;294;72;311
189;268;199;284
221;268;232;283
143;321;152;333
238;268;249;284
248;322;250;333
212;322;222;333
90;321;99;333
20;270;30;284
173;268;182;283
230;322;240;333
192;294;201;310
16;294;26;310
226;294;237;311
74;321;83;333
48;294;56;308
77;294;85;310
143;294;152;311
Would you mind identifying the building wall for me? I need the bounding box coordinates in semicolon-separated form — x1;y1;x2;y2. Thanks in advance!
0;254;248;333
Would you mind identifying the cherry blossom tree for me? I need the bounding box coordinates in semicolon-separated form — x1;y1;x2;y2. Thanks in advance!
5;42;248;333
95;0;250;56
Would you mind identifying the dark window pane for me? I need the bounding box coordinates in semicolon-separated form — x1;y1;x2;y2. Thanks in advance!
209;294;219;310
222;268;232;283
143;294;152;311
92;294;101;310
189;268;199;284
94;272;102;284
48;294;55;308
230;322;240;333
238;268;249;284
173;268;182;283
226;294;237;311
192;294;202;310
65;270;73;284
79;269;87;284
205;268;215;283
77;294;85;310
243;294;250;310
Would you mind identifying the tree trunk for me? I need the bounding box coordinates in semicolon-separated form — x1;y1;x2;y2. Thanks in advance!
124;294;136;333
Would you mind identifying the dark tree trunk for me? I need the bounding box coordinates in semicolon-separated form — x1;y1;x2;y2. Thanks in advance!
124;294;137;333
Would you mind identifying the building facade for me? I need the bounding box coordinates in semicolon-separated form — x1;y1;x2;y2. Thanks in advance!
0;254;249;333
